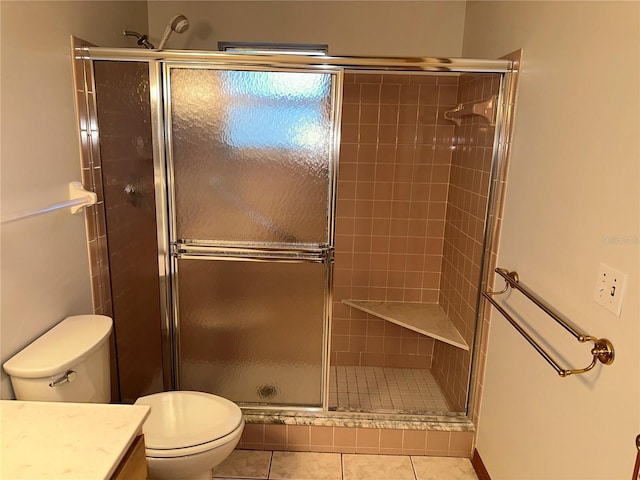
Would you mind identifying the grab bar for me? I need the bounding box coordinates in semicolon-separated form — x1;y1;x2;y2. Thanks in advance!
1;182;97;225
483;268;615;377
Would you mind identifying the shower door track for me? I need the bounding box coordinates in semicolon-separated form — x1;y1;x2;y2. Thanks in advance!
85;45;519;420
81;47;512;73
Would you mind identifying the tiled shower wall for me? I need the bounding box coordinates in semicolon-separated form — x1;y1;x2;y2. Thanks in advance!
433;74;502;411
332;73;459;369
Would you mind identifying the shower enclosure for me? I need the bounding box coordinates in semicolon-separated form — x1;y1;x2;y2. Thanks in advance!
79;44;516;420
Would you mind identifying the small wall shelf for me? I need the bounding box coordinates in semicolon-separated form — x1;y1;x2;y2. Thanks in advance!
342;300;469;351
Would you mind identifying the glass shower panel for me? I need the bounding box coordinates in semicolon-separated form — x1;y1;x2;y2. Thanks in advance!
177;259;326;406
169;67;334;244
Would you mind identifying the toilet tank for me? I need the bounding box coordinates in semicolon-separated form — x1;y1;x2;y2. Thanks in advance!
3;315;113;403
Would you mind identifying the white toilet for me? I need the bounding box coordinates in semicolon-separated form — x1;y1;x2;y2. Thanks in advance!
135;391;244;480
3;315;244;480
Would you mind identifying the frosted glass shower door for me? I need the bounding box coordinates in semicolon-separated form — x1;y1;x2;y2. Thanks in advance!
166;65;338;407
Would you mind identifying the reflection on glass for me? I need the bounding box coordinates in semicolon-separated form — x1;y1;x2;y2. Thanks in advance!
224;71;330;150
227;104;324;150
226;71;329;99
169;68;334;243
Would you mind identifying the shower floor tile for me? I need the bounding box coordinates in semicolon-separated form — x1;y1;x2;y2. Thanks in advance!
329;366;451;413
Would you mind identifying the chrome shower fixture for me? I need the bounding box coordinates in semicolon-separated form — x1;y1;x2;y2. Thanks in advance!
157;14;190;50
123;30;155;49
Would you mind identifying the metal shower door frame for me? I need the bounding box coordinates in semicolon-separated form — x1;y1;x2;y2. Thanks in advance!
154;61;343;410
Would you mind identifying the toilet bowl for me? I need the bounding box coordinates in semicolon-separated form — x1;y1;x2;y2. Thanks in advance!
135;391;244;480
3;315;244;480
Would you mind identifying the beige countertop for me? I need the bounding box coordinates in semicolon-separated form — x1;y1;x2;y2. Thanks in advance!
0;400;150;479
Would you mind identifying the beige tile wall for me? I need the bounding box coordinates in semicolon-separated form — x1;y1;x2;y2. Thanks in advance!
71;38;117;401
332;73;459;368
238;424;474;457
432;73;502;412
72;40;112;320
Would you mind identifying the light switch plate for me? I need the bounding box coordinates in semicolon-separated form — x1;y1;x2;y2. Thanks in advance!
593;263;627;317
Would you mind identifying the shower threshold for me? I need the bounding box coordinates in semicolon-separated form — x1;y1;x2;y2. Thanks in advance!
241;406;472;432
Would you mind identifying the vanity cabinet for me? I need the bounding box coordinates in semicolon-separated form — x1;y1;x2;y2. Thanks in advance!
111;435;147;480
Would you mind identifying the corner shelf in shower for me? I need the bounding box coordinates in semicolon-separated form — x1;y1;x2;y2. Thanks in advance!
342;300;469;351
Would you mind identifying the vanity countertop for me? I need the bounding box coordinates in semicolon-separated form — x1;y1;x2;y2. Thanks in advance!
0;400;150;479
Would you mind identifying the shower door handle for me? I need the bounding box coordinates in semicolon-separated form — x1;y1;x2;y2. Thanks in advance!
172;242;334;264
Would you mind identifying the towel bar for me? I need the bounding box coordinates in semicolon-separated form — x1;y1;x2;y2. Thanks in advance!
483;268;614;377
0;182;97;224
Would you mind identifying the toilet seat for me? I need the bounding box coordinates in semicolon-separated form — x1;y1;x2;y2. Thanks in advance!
135;391;244;458
144;421;245;458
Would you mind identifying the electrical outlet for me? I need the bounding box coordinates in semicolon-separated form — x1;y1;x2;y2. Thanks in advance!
593;263;627;317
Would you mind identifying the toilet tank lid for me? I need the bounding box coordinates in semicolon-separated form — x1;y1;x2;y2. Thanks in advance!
3;315;113;378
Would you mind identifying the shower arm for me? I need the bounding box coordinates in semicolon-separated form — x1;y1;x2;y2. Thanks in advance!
123;30;155;50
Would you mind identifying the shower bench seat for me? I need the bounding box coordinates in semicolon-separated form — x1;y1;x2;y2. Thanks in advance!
342;300;469;350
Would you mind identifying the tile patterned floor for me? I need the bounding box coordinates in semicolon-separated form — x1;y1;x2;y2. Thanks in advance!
329;366;451;413
213;450;479;480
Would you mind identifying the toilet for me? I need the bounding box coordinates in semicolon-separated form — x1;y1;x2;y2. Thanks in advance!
135;391;244;480
3;315;244;480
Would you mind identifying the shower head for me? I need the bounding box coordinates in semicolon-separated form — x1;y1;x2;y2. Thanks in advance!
171;14;190;34
157;14;190;50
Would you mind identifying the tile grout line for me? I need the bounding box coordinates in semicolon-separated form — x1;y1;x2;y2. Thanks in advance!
409;455;419;480
266;450;273;480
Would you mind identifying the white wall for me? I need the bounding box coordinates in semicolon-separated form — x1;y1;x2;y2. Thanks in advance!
0;1;148;398
147;0;466;57
463;2;639;478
